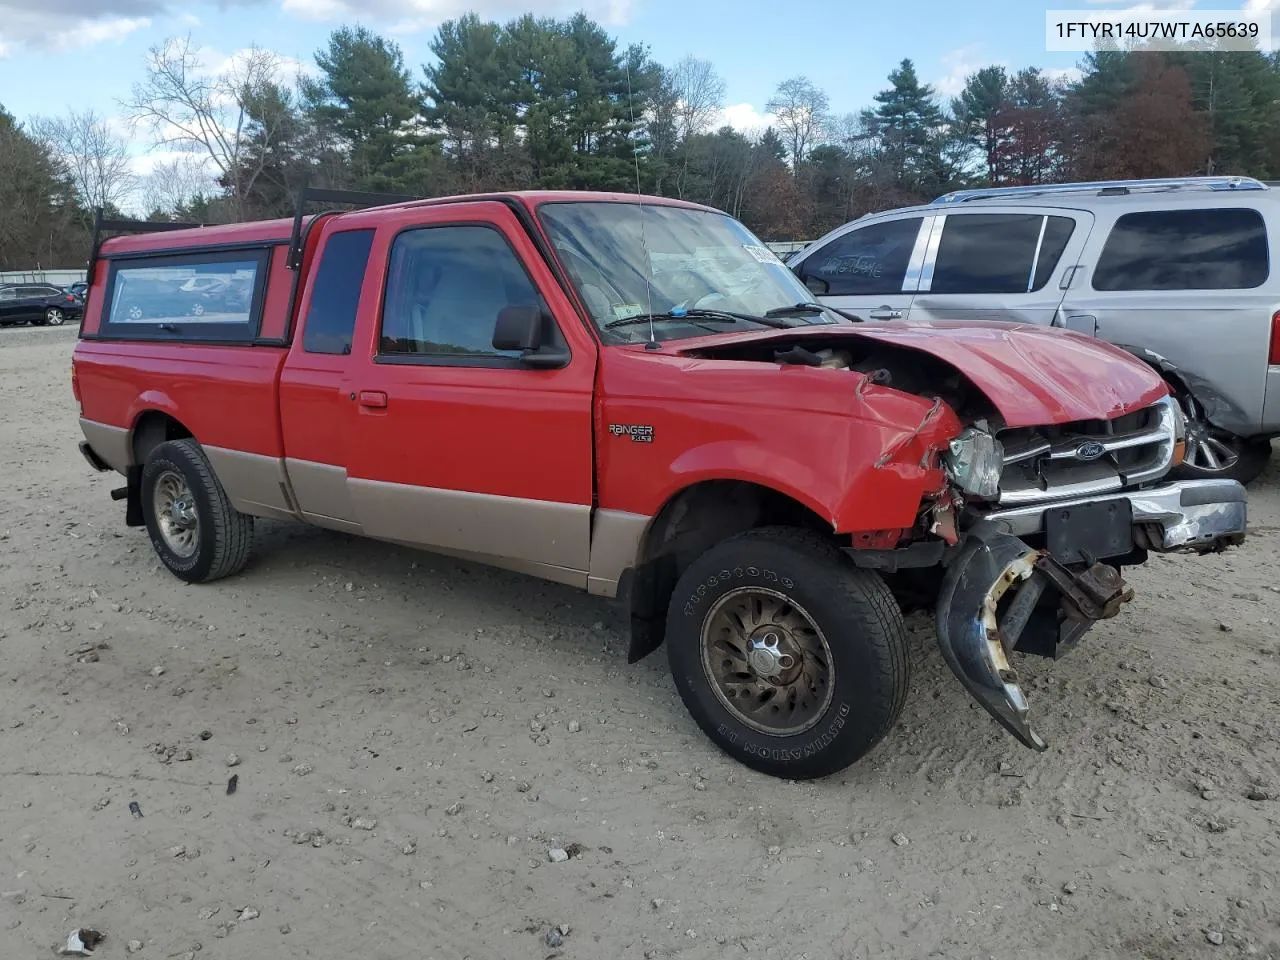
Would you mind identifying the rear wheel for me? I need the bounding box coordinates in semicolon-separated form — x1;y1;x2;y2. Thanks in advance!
665;527;908;779
45;307;65;326
1168;390;1272;486
140;439;254;583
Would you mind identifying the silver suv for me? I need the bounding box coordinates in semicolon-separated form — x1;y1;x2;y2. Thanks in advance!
786;176;1279;485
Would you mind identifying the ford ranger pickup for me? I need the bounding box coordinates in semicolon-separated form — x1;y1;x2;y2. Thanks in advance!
71;189;1249;779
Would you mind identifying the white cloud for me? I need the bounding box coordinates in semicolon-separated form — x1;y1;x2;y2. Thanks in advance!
721;102;777;133
283;0;633;30
0;10;150;56
60;16;151;49
128;147;208;178
1044;66;1085;86
934;44;997;98
200;45;317;85
1084;0;1197;7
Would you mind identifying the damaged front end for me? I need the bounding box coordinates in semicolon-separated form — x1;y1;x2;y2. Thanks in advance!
934;520;1134;750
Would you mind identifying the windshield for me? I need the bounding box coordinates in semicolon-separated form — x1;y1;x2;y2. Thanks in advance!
536;201;845;342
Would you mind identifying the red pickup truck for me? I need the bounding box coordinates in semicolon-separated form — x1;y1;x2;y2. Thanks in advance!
71;189;1248;779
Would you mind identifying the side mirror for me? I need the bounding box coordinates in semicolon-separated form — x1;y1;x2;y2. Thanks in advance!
802;274;830;295
493;305;543;352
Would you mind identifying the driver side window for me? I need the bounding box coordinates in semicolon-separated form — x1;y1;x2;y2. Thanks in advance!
379;225;549;363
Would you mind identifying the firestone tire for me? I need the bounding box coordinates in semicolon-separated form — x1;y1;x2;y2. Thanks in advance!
665;526;909;780
140;438;254;584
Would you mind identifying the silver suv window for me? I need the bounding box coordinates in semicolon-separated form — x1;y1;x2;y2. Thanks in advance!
931;214;1076;294
1092;207;1269;291
797;217;923;295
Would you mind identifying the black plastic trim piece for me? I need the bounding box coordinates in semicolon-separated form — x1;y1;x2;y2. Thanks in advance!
286;186;422;270
78;441;112;472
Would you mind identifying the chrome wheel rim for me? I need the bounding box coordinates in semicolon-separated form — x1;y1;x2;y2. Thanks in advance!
1179;393;1241;473
191;303;205;317
127;304;143;320
46;309;64;325
152;470;199;558
700;587;834;736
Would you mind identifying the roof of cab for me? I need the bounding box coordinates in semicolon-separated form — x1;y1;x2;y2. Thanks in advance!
98;190;719;257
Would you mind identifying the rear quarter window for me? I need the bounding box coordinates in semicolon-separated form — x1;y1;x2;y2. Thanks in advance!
1092;208;1269;291
96;247;272;342
929;214;1076;295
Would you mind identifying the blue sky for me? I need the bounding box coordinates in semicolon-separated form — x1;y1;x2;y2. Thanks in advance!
0;0;1272;189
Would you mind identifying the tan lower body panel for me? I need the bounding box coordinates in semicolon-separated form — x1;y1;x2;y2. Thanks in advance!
286;458;362;529
204;446;299;523
79;419;130;473
349;478;591;576
587;509;650;598
83;418;650;596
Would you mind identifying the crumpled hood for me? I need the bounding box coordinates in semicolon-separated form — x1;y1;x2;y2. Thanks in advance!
676;320;1169;428
844;320;1168;426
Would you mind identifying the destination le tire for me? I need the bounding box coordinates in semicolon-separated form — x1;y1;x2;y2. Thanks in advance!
140;439;254;583
665;526;909;779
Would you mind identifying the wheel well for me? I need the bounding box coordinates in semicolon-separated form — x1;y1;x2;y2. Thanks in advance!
124;412;194;529
624;480;832;663
131;411;193;466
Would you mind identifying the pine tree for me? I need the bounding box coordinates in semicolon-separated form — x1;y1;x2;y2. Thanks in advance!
302;26;444;193
862;59;948;193
952;66;1010;183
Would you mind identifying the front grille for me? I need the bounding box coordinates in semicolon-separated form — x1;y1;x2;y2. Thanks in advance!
996;396;1178;505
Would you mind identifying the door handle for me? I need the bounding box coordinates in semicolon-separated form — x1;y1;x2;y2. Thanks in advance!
357;390;388;409
868;307;903;320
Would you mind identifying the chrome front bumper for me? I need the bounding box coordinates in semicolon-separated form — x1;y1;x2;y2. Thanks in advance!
980;478;1247;552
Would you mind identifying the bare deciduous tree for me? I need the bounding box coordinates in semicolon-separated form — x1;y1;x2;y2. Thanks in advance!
767;75;830;165
669;56;726;139
123;35;287;217
30;109;135;215
141;154;216;217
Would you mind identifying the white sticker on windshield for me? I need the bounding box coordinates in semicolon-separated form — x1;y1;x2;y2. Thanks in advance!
743;244;784;266
612;303;645;320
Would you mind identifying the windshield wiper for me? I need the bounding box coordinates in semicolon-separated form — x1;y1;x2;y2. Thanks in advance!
604;308;791;331
764;302;826;318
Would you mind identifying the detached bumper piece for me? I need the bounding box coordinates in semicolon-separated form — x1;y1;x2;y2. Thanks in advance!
939;477;1247;750
935;522;1134;751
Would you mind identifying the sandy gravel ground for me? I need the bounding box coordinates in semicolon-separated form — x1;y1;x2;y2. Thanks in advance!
1;325;1278;960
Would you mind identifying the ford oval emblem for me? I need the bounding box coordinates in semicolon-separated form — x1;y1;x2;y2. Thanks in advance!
1075;440;1107;461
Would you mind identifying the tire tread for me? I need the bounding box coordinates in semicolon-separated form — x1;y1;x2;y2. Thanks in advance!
145;439;253;583
666;524;909;778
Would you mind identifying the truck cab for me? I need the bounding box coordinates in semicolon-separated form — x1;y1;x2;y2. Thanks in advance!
72;190;1248;780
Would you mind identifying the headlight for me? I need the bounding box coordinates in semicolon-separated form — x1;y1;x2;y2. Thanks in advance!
945;427;1005;499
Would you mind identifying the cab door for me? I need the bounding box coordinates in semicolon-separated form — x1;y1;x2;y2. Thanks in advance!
788;213;934;321
279;227;379;532
343;202;598;586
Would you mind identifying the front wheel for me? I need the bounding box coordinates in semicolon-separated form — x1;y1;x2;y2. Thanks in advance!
1168;390;1272;486
140;439;254;583
665;527;909;779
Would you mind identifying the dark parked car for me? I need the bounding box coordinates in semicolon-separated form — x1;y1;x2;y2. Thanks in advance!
0;283;83;327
